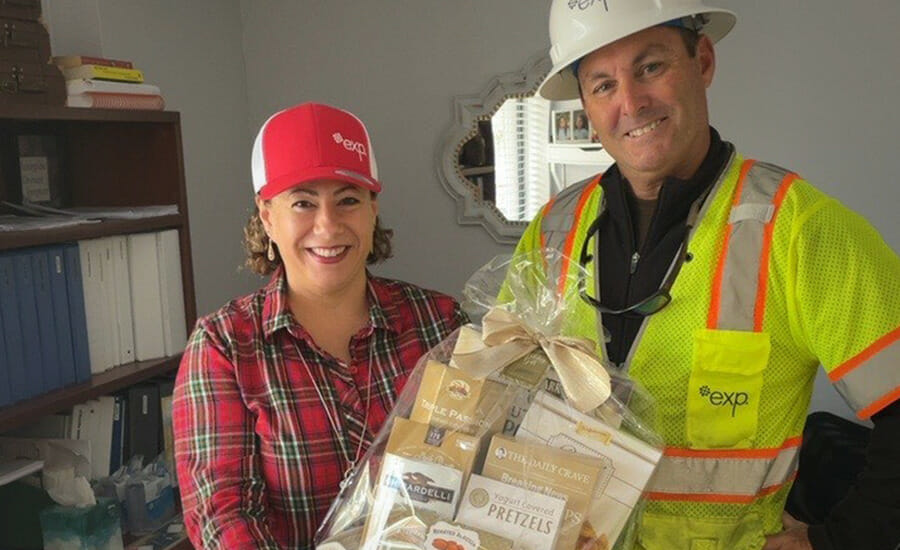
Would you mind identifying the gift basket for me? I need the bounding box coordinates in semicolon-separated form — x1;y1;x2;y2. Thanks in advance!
317;250;664;550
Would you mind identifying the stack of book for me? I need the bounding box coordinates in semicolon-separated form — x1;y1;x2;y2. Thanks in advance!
53;55;165;110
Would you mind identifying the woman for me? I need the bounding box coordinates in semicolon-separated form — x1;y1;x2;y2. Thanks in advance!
173;102;466;549
556;113;570;141
573;112;590;140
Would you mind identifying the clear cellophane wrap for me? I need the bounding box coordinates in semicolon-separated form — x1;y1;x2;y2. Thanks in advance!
316;250;663;550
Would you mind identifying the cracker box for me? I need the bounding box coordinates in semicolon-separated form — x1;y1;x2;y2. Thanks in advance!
410;360;511;436
516;391;663;546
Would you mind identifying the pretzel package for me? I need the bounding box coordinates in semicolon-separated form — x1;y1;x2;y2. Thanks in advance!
316;251;663;550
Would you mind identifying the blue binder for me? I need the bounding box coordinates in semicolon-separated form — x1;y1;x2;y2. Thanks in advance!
31;249;63;393
46;246;78;388
110;394;125;475
0;289;10;408
0;254;28;403
64;244;91;383
13;251;45;399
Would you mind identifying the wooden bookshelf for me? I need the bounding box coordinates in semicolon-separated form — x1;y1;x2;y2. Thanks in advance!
0;105;196;549
0;103;197;344
0;355;181;433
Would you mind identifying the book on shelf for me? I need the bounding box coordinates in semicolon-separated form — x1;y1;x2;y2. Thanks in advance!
79;238;115;373
0;284;9;408
67;92;165;111
61;64;144;84
110;395;126;475
157;230;187;356
0;254;29;404
31;250;63;393
46;246;80;388
128;233;166;361
52;55;134;70
80;396;116;480
159;393;176;487
111;236;136;365
63;244;93;384
12;252;45;401
126;384;161;464
66;79;161;97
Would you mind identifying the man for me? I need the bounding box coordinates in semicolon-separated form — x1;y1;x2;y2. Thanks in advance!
511;1;900;549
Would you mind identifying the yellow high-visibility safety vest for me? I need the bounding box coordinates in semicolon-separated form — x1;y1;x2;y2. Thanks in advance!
512;150;900;549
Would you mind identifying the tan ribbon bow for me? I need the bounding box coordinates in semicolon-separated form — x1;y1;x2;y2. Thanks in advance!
452;307;611;412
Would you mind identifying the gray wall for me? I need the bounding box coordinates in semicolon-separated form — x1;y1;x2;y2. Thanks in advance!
238;0;539;295
45;1;900;421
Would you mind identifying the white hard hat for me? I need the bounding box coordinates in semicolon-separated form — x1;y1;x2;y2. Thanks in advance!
538;0;736;100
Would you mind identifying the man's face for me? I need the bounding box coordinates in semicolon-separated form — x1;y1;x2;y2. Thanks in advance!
577;26;716;184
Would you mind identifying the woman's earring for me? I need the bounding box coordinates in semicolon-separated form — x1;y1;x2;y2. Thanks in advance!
267;239;276;261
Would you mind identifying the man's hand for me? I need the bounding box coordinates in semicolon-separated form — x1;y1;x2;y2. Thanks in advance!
763;511;814;550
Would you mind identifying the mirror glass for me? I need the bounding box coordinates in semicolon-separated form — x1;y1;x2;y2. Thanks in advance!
438;54;614;243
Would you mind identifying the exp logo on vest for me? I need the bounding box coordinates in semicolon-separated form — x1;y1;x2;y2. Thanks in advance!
699;385;749;417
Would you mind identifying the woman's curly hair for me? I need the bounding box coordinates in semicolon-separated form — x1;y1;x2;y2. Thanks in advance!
243;201;394;276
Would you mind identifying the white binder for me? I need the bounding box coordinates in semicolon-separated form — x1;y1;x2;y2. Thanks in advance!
127;232;165;360
156;230;186;355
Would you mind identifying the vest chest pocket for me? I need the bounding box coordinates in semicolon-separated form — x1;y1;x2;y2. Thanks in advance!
637;510;765;550
686;329;771;449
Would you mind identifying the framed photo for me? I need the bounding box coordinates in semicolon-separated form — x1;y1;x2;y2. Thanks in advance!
571;109;590;143
552;110;572;143
16;134;64;206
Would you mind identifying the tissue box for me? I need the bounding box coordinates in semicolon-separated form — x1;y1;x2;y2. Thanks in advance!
39;497;124;550
125;477;176;535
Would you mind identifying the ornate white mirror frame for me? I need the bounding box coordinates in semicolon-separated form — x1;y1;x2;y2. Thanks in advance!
436;54;552;245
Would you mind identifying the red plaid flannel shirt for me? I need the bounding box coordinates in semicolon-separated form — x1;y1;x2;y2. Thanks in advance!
173;268;465;549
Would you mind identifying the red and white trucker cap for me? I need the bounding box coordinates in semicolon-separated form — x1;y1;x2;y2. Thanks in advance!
252;102;381;200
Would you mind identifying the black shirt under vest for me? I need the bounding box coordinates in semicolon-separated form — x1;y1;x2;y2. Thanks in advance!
596;127;730;366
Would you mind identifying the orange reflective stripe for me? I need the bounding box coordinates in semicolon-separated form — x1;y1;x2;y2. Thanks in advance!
829;325;900;382
859;385;900;419
708;159;756;329
663;435;801;459
754;173;797;331
556;176;601;296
